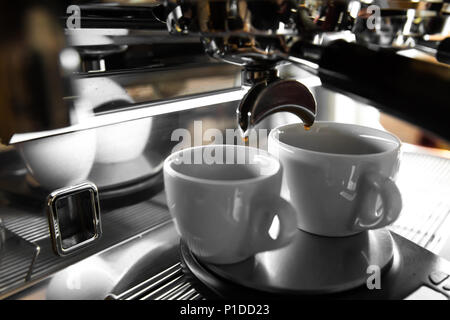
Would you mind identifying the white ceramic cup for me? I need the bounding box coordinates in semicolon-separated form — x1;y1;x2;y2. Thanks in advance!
163;145;298;264
268;122;402;237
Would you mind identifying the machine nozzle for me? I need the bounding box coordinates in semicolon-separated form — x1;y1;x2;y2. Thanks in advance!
237;76;317;137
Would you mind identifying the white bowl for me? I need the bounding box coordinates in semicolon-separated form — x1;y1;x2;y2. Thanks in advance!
75;78;152;164
17;130;96;190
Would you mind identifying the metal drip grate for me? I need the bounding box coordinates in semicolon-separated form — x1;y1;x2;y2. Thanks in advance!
0;193;171;298
0;227;40;291
390;152;450;254
1;208;50;243
107;263;203;300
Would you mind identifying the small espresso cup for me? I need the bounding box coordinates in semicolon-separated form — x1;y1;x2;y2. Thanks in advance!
268;122;402;237
163;145;297;264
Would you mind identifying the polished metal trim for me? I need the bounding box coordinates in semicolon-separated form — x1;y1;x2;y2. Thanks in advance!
10;88;245;144
127;265;182;300
106;262;203;300
10;76;321;144
25;245;41;282
107;263;181;300
46;182;102;256
155;282;191;300
140;274;185;300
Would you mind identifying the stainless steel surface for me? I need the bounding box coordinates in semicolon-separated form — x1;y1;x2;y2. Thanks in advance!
354;9;450;49
205;228;394;294
9;89;245;144
0;192;172;299
163;0;450;141
107;263;202;300
46;182;102;256
168;0;449;66
0;72;320;299
10;220;180;300
8;72;321;144
0;0;448;300
390;151;450;257
3;1;447;144
1;74;447;299
4;149;449;299
0;218;4;251
66;29;201;46
0;228;40;295
107;263;182;300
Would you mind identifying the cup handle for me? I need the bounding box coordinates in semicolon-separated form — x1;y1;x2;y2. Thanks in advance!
352;172;402;232
247;195;298;255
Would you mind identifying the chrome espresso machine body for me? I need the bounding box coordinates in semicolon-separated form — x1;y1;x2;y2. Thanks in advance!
0;0;450;300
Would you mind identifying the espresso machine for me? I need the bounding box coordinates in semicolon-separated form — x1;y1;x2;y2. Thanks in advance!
0;0;450;300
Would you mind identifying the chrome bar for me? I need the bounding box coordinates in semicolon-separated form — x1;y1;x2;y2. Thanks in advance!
9;74;322;144
189;293;203;300
25;245;40;282
153;281;191;300
178;288;199;300
139;274;185;300
9;89;246;144
117;263;182;300
107;261;203;300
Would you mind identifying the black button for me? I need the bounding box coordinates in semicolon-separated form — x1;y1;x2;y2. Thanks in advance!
429;271;449;285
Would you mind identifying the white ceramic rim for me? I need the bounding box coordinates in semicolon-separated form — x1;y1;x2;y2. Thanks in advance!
268;121;402;158
164;144;281;186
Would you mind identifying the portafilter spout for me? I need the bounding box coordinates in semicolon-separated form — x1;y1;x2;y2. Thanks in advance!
237;68;317;138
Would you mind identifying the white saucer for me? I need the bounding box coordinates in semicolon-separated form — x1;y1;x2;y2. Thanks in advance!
205;228;395;294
